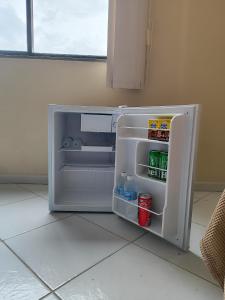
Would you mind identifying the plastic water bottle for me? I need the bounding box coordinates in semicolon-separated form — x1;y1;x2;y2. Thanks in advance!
116;172;127;196
115;172;127;216
124;176;138;220
124;176;137;200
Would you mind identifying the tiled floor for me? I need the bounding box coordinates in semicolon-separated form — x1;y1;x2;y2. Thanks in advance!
0;184;222;300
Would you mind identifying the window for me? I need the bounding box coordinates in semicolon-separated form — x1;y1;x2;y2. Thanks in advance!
0;0;108;60
0;0;27;51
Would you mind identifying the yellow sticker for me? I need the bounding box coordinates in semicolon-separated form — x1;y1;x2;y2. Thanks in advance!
159;119;171;130
148;119;160;129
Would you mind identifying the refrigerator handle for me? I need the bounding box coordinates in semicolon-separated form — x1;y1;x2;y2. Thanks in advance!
112;106;128;132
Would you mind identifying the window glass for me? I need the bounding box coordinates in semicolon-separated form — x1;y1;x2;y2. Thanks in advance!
33;0;108;56
0;0;27;51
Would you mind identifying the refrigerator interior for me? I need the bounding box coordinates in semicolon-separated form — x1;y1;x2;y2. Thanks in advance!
113;112;189;246
53;112;116;211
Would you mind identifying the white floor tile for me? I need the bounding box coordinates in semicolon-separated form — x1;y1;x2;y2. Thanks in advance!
0;242;49;300
193;192;211;203
190;223;206;257
6;215;128;289
192;192;221;226
18;184;48;199
56;244;222;300
134;232;216;284
0;197;71;240
78;213;145;241
0;184;35;206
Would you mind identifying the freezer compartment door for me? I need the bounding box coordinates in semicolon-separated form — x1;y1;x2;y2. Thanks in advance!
113;105;199;250
80;114;113;133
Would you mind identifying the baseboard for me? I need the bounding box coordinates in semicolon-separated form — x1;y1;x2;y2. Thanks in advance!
194;181;225;192
0;175;48;184
0;175;224;191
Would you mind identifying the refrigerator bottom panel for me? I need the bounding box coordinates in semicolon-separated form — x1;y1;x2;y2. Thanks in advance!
53;190;113;212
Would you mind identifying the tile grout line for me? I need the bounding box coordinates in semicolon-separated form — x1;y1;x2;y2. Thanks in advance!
4;213;75;241
52;232;146;294
15;183;47;199
192;221;208;228
132;238;219;288
16;183;49;201
38;292;52;300
2;240;53;293
76;213;148;242
193;192;220;205
193;192;212;204
52;292;63;300
39;291;62;300
0;195;39;208
38;294;49;300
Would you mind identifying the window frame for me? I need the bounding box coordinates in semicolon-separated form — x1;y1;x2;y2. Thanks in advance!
0;0;107;61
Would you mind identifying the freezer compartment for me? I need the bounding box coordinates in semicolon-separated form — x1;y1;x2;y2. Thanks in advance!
55;112;116;152
54;166;114;211
56;112;116;167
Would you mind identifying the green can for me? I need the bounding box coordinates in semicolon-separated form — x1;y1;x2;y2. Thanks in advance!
159;152;168;181
148;150;160;178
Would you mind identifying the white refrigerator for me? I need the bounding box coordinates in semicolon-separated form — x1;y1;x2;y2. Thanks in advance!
48;104;199;250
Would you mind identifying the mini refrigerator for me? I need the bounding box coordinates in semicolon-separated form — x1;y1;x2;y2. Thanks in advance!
48;104;199;250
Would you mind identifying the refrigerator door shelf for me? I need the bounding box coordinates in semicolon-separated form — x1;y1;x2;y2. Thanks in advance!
114;195;163;237
118;136;169;145
114;194;163;216
136;140;169;181
118;126;170;131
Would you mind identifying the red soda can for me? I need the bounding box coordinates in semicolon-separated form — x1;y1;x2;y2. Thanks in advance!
138;193;152;227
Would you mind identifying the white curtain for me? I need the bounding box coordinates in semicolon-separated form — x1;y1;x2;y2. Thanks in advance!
106;0;149;89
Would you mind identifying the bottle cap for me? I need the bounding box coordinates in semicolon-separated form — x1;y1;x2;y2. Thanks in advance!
121;172;127;177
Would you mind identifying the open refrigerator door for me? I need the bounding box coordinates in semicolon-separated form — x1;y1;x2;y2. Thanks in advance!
112;105;199;250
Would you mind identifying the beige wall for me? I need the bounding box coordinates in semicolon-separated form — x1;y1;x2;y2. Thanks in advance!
0;0;225;182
